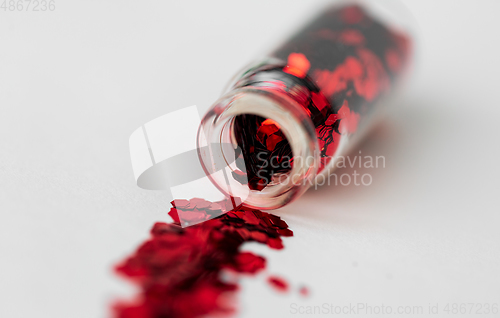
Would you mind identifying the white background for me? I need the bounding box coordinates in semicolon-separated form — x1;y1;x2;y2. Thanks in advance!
1;0;500;317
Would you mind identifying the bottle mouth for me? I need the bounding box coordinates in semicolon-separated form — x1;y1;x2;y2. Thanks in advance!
197;87;320;209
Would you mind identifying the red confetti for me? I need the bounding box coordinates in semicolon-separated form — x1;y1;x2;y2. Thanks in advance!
113;198;293;318
339;5;365;24
337;101;360;134
267;276;289;293
339;29;365;46
299;286;310;297
283;53;311;78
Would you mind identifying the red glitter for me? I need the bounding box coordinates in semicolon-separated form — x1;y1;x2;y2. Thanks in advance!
232;5;410;190
385;48;403;73
313;56;363;97
299;286;309;297
315;29;365;46
283;53;311;78
339;29;366;45
337;101;360;134
233;114;293;191
312;49;390;102
354;48;390;102
113;198;293;318
339;5;365;25
267;276;289;293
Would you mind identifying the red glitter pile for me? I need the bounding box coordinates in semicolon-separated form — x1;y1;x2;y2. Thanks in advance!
113;198;293;318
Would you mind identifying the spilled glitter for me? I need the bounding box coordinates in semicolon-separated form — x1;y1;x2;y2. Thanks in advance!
112;198;293;318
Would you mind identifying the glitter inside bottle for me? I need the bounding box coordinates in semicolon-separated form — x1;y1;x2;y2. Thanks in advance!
198;4;412;209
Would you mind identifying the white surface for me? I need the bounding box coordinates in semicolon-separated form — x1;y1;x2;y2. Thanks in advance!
1;1;500;317
144;106;200;163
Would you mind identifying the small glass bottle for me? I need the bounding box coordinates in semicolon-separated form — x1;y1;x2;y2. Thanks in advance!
198;3;412;209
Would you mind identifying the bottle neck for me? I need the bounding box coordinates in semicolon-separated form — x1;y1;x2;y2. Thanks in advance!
197;81;320;210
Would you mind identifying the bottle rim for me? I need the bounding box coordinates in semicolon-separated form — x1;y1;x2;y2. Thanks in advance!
197;87;320;209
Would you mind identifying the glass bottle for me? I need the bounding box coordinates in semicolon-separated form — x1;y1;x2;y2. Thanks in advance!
198;3;412;209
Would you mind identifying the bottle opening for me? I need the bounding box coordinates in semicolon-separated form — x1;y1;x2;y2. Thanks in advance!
198;88;320;209
232;114;293;191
